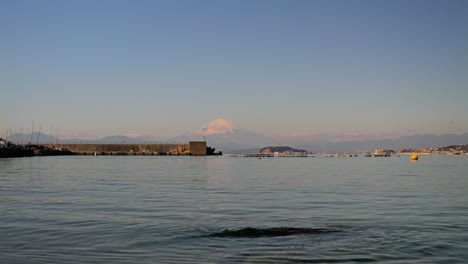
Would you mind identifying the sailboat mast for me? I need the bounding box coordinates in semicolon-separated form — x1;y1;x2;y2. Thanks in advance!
36;125;42;144
30;120;35;144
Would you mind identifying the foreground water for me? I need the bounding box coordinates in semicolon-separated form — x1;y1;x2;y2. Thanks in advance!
1;155;467;263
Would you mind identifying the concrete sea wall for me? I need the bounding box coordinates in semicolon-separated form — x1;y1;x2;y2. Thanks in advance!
45;144;190;155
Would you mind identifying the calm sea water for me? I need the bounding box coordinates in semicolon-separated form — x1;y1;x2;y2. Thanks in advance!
1;155;467;263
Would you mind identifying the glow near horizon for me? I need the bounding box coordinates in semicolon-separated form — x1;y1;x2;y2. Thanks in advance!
1;0;467;139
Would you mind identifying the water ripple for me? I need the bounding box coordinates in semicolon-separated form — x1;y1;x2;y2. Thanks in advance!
1;156;468;263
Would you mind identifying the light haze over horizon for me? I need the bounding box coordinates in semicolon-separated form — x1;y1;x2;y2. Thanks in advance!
2;0;468;140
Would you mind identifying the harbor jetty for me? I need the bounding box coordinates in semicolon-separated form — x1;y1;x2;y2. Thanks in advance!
0;139;220;158
47;141;218;156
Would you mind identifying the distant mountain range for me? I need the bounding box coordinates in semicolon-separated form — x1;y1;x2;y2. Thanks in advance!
170;118;468;153
5;132;149;144
4;118;468;153
293;133;468;153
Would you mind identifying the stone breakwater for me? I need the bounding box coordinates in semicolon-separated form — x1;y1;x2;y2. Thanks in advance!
43;144;190;155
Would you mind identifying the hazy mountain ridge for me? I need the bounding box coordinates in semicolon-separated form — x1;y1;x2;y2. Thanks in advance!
4;119;468;153
169;118;468;152
5;133;153;144
293;133;468;153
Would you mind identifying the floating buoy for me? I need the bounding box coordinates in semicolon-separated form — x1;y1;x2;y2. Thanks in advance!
410;154;418;161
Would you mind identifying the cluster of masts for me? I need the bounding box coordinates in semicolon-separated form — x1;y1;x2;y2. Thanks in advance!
1;121;61;146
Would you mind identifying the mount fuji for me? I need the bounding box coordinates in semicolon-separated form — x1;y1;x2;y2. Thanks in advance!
169;118;275;151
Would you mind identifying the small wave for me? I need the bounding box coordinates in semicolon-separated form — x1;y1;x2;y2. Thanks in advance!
209;227;340;238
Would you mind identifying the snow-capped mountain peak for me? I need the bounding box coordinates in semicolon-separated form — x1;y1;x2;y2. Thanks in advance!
190;118;239;136
170;118;275;151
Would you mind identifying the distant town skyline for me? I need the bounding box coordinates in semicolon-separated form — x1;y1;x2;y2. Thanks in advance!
2;0;468;139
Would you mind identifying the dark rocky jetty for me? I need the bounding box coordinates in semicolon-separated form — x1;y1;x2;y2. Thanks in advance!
0;138;34;158
210;227;339;238
206;146;222;156
0;147;34;158
39;147;74;156
0;138;74;158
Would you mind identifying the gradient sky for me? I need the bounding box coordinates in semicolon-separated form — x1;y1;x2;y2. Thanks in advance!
1;0;467;139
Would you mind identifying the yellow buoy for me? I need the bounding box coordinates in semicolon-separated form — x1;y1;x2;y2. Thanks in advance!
410;154;419;161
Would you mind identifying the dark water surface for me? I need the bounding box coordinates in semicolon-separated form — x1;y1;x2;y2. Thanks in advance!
1;155;467;263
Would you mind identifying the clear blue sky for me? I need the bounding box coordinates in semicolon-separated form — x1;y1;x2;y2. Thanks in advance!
1;0;467;139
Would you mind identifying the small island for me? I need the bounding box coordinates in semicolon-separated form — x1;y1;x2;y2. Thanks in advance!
259;146;308;156
229;146;309;158
259;146;307;154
